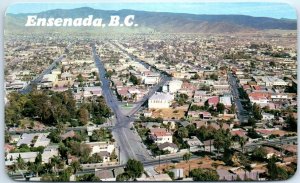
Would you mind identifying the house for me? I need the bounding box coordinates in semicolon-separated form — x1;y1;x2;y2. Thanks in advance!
4;144;15;153
217;168;260;181
97;151;111;163
85;141;115;155
148;92;174;109
42;145;59;163
219;96;232;107
6;152;38;166
17;133;50;147
262;113;275;121
199;111;212;119
149;128;172;144
264;147;282;159
95;169;115;181
168;80;183;93
158;142;178;153
183;136;203;151
60;130;76;140
187;111;201;118
203;139;215;152
83;86;102;97
193;90;208;103
231;129;247;138
208;96;219;107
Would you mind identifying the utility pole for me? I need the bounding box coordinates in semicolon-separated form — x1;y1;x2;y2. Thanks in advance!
158;152;161;169
188;147;191;177
118;145;121;165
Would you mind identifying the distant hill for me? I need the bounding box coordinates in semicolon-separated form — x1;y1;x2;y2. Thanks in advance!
5;7;297;34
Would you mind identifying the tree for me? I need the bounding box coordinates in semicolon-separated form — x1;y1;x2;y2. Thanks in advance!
91;128;107;142
210;73;218;81
190;168;219;181
267;155;288;180
216;103;225;114
270;61;276;67
78;107;89;125
252;103;262;120
247;117;257;127
252;147;267;161
77;174;100;181
116;172;131;181
125;159;144;179
213;129;232;157
285;114;297;132
177;127;188;138
50;156;61;175
129;74;140;85
191;73;200;80
183;152;191;163
239;137;247;153
35;152;42;164
70;160;82;174
16;154;26;170
229;104;236;114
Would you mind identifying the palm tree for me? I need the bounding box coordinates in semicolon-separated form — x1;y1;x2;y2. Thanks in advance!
183;152;192;176
70;160;82;174
50;156;60;175
16;154;26;170
183;152;192;163
239;137;247;153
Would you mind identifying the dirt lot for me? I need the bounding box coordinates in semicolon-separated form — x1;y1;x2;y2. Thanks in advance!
150;107;188;120
154;156;224;176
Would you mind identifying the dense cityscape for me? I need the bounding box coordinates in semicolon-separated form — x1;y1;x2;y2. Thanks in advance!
4;5;298;182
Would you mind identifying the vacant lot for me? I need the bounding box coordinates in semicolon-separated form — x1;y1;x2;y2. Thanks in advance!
150;105;188;120
155;156;224;176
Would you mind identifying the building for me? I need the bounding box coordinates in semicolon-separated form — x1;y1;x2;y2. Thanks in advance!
85;141;115;155
148;92;174;109
17;133;50;147
219;96;232;107
158;142;178;153
149;128;173;144
168;80;183;93
42;145;59;163
183;136;203;151
6;152;38;166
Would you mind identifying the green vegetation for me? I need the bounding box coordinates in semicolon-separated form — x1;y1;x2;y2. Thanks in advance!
117;159;144;181
5;90;112;127
190;168;219;181
129;74;141;85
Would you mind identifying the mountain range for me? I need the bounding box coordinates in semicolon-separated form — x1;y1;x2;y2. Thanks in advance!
5;7;297;34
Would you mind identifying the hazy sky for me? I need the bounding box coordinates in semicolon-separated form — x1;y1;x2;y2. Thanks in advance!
6;2;297;19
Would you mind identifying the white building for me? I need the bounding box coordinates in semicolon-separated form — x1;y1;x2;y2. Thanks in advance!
148;92;174;109
6;152;38;166
149;128;173;144
168;80;183;93
17;133;50;147
42;145;59;163
85;141;115;155
219;96;232;107
262;113;275;121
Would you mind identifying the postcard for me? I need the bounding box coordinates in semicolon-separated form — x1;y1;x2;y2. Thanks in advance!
3;1;297;182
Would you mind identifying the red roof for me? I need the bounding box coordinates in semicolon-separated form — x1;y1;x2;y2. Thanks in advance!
208;96;219;106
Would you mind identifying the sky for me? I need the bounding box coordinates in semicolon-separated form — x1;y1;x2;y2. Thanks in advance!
6;2;297;19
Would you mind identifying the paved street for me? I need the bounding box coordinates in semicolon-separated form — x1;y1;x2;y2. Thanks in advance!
228;72;249;123
19;44;72;94
92;44;153;163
